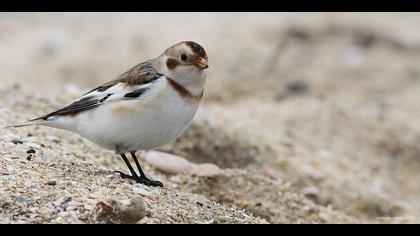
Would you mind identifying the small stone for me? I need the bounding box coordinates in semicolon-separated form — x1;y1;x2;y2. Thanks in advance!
26;142;41;150
189;163;222;177
302;186;320;201
3;133;21;142
96;200;115;215
143;151;193;175
27;149;36;154
286;80;309;95
62;197;72;205
95;197;146;224
5;165;15;173
12;140;23;145
138;217;149;224
47;180;57;186
318;212;332;222
5;143;16;149
26;155;32;161
117;197;146;223
145;151;222;177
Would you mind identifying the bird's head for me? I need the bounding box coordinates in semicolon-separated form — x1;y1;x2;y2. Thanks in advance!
153;41;209;95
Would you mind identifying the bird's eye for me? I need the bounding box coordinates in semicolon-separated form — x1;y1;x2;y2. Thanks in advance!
180;54;188;61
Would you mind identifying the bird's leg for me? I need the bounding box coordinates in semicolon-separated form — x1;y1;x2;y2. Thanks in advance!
130;151;147;178
115;153;140;180
130;151;163;187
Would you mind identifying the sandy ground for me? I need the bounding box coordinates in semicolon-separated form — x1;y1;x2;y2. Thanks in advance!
1;12;420;223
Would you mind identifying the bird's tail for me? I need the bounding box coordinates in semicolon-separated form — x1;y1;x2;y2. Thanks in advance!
3;119;46;129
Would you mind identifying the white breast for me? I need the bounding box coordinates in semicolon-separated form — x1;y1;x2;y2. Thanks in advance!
73;78;200;152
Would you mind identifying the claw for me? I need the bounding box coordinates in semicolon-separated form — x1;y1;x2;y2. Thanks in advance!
114;171;163;187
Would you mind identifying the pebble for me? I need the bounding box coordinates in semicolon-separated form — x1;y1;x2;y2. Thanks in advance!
27;149;36;154
47;180;57;186
95;197;146;224
12;140;23;145
6;165;15;173
302;186;320;200
118;197;146;223
286;80;310;95
63;197;72;205
138;217;149;224
3;133;22;145
26;143;41;150
5;143;16;149
144;151;222;177
143;151;193;175
3;132;20;141
189;163;222;177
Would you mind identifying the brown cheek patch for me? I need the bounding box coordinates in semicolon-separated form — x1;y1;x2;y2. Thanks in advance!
166;58;181;70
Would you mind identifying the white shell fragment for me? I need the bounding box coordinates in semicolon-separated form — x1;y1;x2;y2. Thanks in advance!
143;151;194;175
143;151;222;177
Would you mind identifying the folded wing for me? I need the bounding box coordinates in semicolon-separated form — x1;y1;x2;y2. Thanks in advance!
33;61;164;121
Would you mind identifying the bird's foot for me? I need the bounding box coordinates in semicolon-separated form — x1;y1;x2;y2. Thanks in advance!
114;171;163;187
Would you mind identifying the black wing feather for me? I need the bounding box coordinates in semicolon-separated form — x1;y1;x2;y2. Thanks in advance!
33;86;151;121
33;95;103;121
124;88;149;98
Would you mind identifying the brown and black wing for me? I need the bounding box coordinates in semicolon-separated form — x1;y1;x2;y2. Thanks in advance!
83;60;163;95
32;94;111;121
32;61;164;121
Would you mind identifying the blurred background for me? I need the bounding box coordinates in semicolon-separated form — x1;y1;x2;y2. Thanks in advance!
1;12;420;223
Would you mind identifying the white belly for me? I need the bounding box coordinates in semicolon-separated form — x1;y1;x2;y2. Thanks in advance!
72;80;200;152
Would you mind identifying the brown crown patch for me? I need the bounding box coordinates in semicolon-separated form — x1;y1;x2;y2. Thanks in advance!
185;41;208;60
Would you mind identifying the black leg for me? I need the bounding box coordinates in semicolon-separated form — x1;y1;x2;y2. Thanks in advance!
119;153;138;177
130;151;146;178
115;152;163;188
115;153;140;181
130;151;163;188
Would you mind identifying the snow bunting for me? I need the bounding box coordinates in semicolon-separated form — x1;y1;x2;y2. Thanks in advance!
6;41;209;187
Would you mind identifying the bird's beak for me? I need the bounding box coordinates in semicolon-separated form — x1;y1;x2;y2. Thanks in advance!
197;57;209;70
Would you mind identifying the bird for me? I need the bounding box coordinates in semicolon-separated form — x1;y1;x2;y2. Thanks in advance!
5;41;209;187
